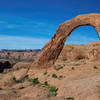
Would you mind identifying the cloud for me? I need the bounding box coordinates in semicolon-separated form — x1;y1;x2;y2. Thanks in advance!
0;16;99;50
0;35;49;49
0;33;99;50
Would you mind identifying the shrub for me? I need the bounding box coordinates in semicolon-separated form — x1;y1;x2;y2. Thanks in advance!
28;78;40;85
44;81;49;86
72;67;75;70
93;66;97;69
15;67;20;70
12;76;22;83
58;75;63;80
15;66;24;70
19;86;25;89
43;72;48;75
46;86;58;97
52;74;57;78
32;78;40;85
41;81;49;87
64;97;74;100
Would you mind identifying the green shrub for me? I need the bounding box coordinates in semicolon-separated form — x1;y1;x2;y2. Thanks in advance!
58;75;63;80
52;74;57;78
41;81;49;87
64;97;74;100
12;76;22;83
43;72;48;75
15;66;24;70
29;78;40;85
46;86;58;97
93;66;97;69
44;81;49;86
15;67;20;70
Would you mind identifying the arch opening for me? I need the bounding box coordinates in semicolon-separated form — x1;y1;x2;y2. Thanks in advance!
65;26;100;45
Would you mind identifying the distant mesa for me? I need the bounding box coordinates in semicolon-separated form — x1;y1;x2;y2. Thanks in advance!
0;49;40;63
0;49;41;52
30;13;100;70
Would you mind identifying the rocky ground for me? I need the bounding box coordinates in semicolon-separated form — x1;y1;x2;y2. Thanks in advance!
0;41;100;100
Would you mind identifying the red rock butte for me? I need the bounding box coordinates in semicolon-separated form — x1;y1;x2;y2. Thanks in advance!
30;13;100;69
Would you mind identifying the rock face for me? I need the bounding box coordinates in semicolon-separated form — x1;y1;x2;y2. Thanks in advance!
58;41;100;61
0;49;40;62
31;13;100;69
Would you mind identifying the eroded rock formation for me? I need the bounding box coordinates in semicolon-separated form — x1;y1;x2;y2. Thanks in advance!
31;13;100;69
58;41;100;61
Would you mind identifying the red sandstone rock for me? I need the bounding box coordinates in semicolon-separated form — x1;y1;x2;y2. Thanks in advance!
30;13;100;69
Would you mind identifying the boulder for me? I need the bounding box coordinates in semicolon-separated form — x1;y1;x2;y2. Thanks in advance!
13;68;28;80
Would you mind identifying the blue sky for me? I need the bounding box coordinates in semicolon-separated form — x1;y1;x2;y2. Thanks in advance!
0;0;100;49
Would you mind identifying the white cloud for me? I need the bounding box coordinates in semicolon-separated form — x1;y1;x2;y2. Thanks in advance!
0;35;49;49
0;34;99;50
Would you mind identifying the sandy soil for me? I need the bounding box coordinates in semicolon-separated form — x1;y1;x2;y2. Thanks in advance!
0;59;100;100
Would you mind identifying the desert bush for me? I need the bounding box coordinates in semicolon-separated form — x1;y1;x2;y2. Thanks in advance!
72;67;75;70
41;81;50;87
58;75;63;80
64;97;74;100
52;74;57;78
43;72;48;75
93;66;97;69
44;81;49;86
28;78;40;85
46;86;58;97
12;76;22;83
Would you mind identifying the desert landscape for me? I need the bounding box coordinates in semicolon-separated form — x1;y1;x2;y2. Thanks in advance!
0;41;100;100
0;0;100;99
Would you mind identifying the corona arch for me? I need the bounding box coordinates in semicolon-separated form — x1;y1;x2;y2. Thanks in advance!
30;13;100;69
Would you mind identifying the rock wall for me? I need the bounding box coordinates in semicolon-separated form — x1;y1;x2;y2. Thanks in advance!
58;41;100;61
31;13;100;69
0;50;40;62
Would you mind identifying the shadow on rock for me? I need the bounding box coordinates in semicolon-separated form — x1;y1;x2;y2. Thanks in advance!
0;61;12;73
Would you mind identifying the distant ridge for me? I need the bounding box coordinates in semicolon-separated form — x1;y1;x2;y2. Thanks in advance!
0;49;41;53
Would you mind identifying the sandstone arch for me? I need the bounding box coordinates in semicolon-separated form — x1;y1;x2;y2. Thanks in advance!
31;13;100;69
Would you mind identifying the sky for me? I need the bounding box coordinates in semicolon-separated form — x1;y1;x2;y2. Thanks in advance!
0;0;100;50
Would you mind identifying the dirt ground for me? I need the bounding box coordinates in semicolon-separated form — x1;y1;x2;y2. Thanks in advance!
0;59;100;100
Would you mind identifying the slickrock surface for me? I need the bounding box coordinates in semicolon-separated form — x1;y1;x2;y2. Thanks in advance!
0;41;100;100
58;41;100;61
0;59;100;100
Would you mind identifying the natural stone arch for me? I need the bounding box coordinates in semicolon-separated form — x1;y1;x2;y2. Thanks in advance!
31;13;100;69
